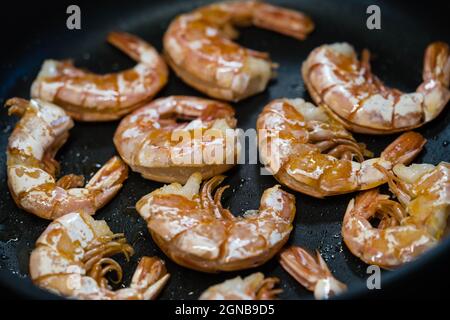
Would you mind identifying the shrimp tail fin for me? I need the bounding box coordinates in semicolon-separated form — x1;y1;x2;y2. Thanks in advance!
419;42;450;121
86;156;129;210
253;3;314;40
279;246;323;291
107;31;142;61
280;246;347;300
423;42;450;87
380;131;426;165
108;31;156;64
130;256;170;300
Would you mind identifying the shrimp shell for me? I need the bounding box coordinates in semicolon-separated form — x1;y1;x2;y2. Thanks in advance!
114;96;240;184
279;246;346;300
31;32;168;121
30;212;170;300
6;98;128;219
199;273;281;300
342;162;450;269
136;172;296;272
302;42;450;134
163;0;314;101
257;98;426;198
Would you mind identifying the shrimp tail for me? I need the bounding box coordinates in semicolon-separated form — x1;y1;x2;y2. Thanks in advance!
108;31;154;63
256;277;282;300
253;2;315;40
419;42;450;122
279;246;323;292
86;156;129;209
279;246;347;299
380;131;426;165
199;272;281;300
130;256;170;300
423;42;450;87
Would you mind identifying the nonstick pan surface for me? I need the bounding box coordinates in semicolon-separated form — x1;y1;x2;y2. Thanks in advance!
0;0;449;300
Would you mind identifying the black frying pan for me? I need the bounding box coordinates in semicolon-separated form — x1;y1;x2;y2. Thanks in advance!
1;0;449;300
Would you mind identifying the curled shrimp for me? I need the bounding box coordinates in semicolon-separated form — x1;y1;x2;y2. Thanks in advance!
302;42;450;134
30;212;170;300
199;273;281;300
279;246;346;300
31;32;168;121
342;162;450;269
163;0;314;101
257;98;426;198
114;96;239;184
136;172;296;272
6;98;128;219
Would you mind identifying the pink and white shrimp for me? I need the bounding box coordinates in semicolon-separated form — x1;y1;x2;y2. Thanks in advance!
257;98;426;198
164;0;314;101
6;98;128;219
342;162;450;268
136;173;296;272
114;96;239;184
30;212;170;300
280;246;346;300
31;32;168;121
303;42;450;134
199;273;281;300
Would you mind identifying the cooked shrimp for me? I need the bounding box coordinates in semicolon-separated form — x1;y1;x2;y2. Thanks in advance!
280;246;346;300
31;32;168;121
136;172;296;272
114;96;239;184
199;273;281;300
302;42;450;134
342;162;450;269
164;0;314;101
257;98;426;198
6;98;128;220
30;212;170;300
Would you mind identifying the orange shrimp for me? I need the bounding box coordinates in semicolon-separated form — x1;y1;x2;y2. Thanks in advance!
257;98;426;198
30;212;170;300
302;42;450;134
164;0;314;101
136;173;296;272
31;32;168;121
114;96;239;183
342;162;450;268
280;246;346;299
6;98;128;219
199;273;281;300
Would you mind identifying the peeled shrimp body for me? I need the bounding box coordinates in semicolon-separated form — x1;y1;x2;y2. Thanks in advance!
6;98;128;219
280;246;347;300
199;273;281;300
257;98;426;198
302;42;450;134
30;212;170;300
164;0;314;101
114;96;239;184
342;162;450;269
31;32;168;121
136;172;296;272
